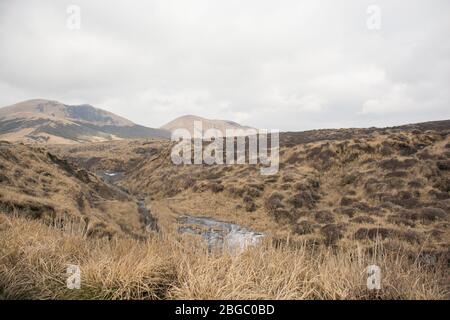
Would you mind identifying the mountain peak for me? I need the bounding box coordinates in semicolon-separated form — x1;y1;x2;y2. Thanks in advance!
161;114;254;136
0;99;169;144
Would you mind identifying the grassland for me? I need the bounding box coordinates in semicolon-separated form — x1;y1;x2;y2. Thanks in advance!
1;120;449;299
0;214;447;300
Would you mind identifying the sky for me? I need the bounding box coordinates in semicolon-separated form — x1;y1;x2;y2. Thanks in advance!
0;0;449;131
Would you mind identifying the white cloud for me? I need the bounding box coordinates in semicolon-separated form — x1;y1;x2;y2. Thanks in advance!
0;0;449;130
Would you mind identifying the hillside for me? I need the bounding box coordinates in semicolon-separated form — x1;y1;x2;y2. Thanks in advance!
161;114;254;136
0;99;170;144
50;120;450;257
2;120;449;299
0;141;146;239
85;121;448;256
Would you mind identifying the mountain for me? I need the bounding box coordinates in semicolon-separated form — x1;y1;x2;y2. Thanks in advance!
0;99;170;144
161;114;255;136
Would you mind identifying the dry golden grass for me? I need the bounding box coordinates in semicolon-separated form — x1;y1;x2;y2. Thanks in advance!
114;128;450;253
0;213;447;300
48;139;169;172
0;142;146;239
2;122;449;300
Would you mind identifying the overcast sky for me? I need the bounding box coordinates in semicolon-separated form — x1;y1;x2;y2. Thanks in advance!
0;0;449;131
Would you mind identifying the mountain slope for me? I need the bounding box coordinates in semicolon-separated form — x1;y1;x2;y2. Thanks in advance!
118;120;450;252
0;99;170;144
0;141;146;239
161;114;254;136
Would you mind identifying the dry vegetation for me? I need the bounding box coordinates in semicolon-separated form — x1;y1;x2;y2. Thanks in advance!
1;120;449;299
0;214;447;300
0;141;146;239
111;121;450;257
48;139;168;173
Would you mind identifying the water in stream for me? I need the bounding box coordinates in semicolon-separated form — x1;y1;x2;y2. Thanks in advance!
96;171;263;250
177;215;264;251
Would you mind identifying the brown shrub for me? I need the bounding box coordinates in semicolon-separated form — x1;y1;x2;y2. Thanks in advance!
270;208;292;223
282;175;295;183
210;182;224;193
0;199;56;220
341;174;358;185
314;210;335;224
402;230;423;244
293;220;315;235
379;158;417;171
382;191;421;209
265;192;285;212
334;207;356;218
428;190;450;200
340;196;356;206
248;183;265;191
436;160;450;171
244;186;262;198
397;143;417;156
417;150;437;160
351;216;375;224
380;145;393;156
420;207;447;222
244;200;257;212
289;190;319;209
397;209;420;221
354;227;422;244
321;224;346;246
354;227;393;241
228;186;245;197
433;177;450;193
408;180;423;188
385;177;406;189
286;152;303;164
385;171;408;178
387;216;416;227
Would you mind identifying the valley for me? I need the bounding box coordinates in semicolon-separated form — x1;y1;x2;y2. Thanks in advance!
0;101;449;299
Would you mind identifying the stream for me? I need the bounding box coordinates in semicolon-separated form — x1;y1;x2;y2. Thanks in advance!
96;171;264;250
177;215;264;251
96;170;158;232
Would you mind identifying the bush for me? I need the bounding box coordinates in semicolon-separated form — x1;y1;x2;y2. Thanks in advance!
289;190;319;209
340;196;356;206
293;220;315;235
387;216;415;227
379;158;417;171
210;183;224;193
354;227;393;241
270;208;292;223
436;160;450;171
321;224;346;246
351;216;375;224
341;174;358;185
408;180;423;188
265;192;285;212
314;210;335;224
334;207;356;218
244;186;262;198
244;200;257;212
420;207;447;222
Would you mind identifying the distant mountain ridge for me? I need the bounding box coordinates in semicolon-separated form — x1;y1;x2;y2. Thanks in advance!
0;99;170;144
161;114;255;136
